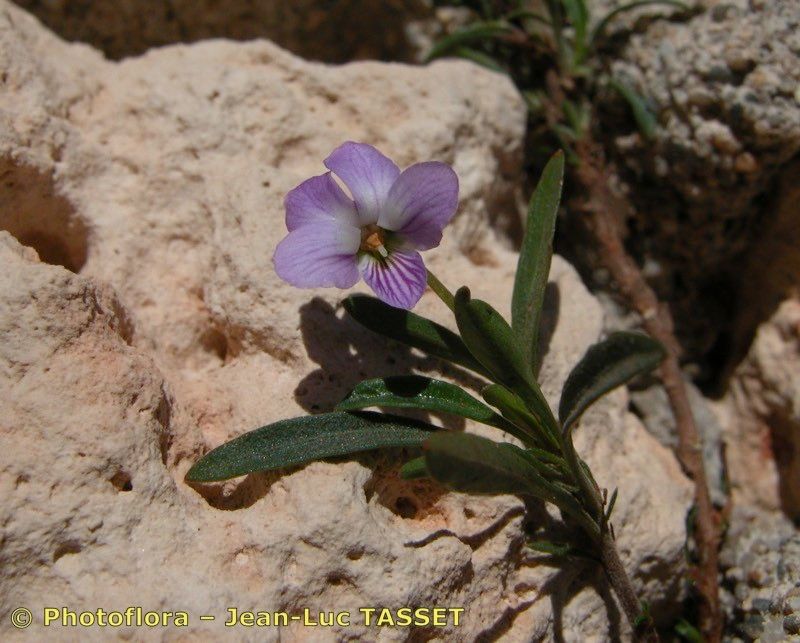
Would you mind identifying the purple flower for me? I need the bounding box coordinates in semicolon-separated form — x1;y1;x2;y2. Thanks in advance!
273;142;459;309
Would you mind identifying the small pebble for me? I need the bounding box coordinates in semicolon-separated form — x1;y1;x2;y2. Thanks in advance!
784;614;800;635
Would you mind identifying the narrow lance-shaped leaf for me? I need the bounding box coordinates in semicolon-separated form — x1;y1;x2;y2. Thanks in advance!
343;294;490;378
424;432;600;538
559;332;666;435
186;411;438;482
608;77;658;141
337;375;519;435
400;456;429;480
423;432;553;496
481;383;560;451
511;151;564;373
446;47;507;74
591;0;688;46
455;287;560;438
561;0;589;62
424;21;511;63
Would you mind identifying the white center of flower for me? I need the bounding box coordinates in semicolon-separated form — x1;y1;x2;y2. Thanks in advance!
360;224;389;258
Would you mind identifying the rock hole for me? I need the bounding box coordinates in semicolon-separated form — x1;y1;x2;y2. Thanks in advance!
394;496;418;519
326;572;350;587
0;159;89;272
110;470;133;492
53;540;82;562
199;326;229;361
346;549;363;561
363;464;445;520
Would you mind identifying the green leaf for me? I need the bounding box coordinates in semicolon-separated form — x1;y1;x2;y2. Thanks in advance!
186;411;438;482
674;618;703;643
424;433;600;537
608;76;658;141
481;383;559;451
423;432;553;497
447;47;507;74
506;9;551;26
455;287;531;384
337;375;517;434
559;332;666;435
424;21;511;63
400;456;429;480
511;151;564;373
604;487;619;521
343;295;490;378
591;0;688;46
454;287;561;437
561;0;589;62
527;540;574;556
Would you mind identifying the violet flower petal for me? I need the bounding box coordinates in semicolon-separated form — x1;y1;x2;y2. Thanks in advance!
359;250;427;309
273;220;360;288
285;172;360;231
380;161;459;250
324;141;400;226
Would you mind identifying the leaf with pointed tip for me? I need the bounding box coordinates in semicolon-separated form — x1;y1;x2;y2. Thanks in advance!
423;431;552;497
343;295;490;378
424;21;511;63
447;47;507;74
527;540;573;556
591;0;688;46
605;487;619;521
561;0;589;62
424;432;600;537
559;332;666;435
511;151;564;373
337;375;517;434
608;77;658;141
454;287;561;437
400;456;429;480
481;383;559;451
186;411;438;482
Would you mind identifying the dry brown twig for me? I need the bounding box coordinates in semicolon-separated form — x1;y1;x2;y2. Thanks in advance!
540;69;723;641
572;140;723;642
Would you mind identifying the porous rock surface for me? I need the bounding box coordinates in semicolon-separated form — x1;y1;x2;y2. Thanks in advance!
606;0;800;364
0;3;692;640
720;506;800;642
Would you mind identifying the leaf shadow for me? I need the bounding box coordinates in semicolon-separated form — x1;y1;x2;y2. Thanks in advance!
294;297;487;429
535;281;561;376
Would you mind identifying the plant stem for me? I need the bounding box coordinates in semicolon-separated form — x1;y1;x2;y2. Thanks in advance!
538;67;721;638
572;137;723;641
599;532;660;642
426;269;455;312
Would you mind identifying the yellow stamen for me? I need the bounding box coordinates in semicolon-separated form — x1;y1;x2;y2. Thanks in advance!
360;224;389;258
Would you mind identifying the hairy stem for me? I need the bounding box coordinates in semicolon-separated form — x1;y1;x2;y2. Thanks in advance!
600;532;660;642
426;269;455;312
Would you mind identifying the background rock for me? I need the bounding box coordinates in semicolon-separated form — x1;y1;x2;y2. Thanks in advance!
604;0;800;378
715;297;800;521
0;2;693;640
720;505;800;642
9;0;431;62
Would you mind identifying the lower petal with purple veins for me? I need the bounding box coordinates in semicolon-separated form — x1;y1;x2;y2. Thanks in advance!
359;250;427;309
273;220;360;289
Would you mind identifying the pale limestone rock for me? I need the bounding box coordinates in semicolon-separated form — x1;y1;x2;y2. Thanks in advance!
717;298;800;520
0;3;692;640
